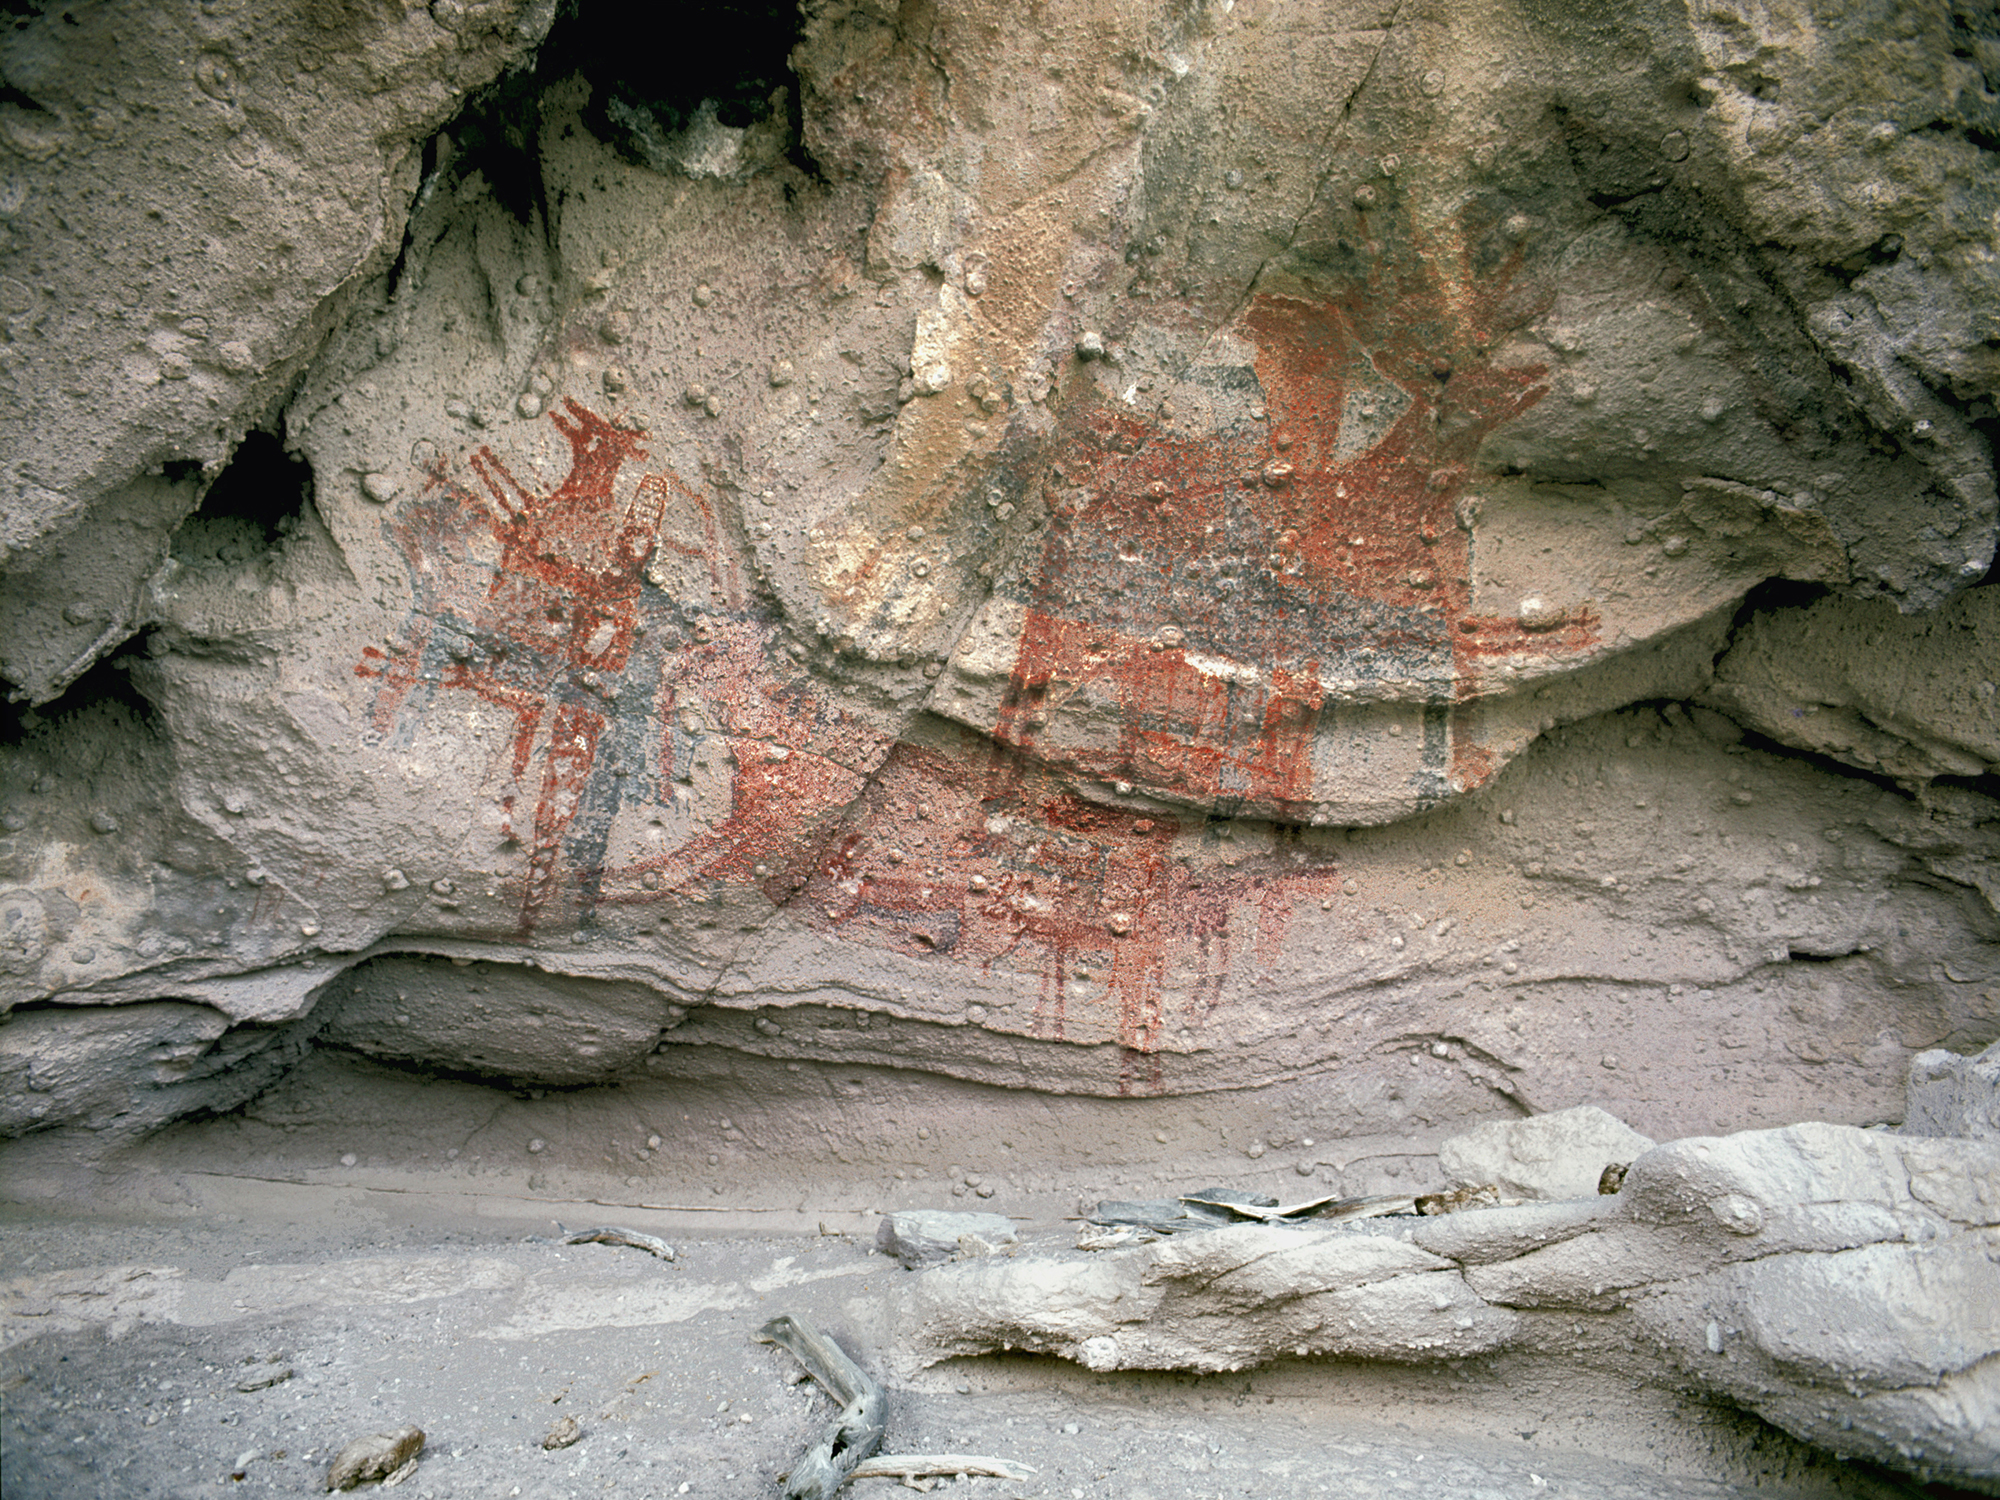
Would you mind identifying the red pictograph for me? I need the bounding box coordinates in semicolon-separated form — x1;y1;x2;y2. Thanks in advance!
349;229;1581;1090
358;397;892;941
784;733;1340;1094
358;399;729;936
985;232;1592;819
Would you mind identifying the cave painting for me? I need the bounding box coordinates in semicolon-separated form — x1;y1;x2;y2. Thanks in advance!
953;232;1596;821
352;399;1342;1088
357;398;882;938
355;231;1582;1085
360;401;680;934
786;733;1341;1094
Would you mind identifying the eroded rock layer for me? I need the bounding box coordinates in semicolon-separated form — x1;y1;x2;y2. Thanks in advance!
0;1;1993;1171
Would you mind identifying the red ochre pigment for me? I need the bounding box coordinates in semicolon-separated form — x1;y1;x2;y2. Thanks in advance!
991;247;1595;816
357;241;1583;1086
783;736;1341;1094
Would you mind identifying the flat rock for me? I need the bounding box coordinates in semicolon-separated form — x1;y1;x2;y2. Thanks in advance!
1438;1107;1655;1202
874;1210;1018;1268
897;1223;1519;1372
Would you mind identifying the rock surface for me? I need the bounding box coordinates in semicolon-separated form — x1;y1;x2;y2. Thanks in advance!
874;1209;1019;1268
898;1121;2000;1491
0;0;1997;1489
324;1422;424;1491
1437;1104;1655;1201
0;1204;1899;1500
1;0;1994;1138
1904;1039;2000;1142
0;0;557;703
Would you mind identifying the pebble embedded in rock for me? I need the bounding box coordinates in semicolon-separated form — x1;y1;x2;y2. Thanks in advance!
1517;597;1566;631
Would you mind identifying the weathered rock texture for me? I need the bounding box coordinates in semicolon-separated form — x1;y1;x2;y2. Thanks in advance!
0;0;1995;1299
897;1121;2000;1491
0;0;558;703
1437;1103;1654;1201
1905;1036;2000;1141
3;0;1997;1487
2;0;1994;1129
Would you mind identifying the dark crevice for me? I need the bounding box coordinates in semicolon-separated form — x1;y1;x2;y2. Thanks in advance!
1849;1455;1999;1500
1585;184;1668;211
1719;576;1834;640
170;429;313;568
435;0;818;232
1921;118;2000;155
1933;770;2000;808
1730;721;1928;800
1823;233;1905;286
1974;417;2000;587
383;134;444;302
1677;576;1948;803
573;0;805;137
0;636;164;748
311;1040;618;1098
0;80;50;111
435;46;558;231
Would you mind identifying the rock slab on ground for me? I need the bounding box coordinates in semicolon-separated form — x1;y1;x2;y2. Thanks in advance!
875;1210;1019;1268
1438;1106;1657;1201
899;1121;2000;1493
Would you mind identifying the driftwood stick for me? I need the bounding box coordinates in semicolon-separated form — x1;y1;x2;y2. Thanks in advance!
757;1315;888;1500
847;1454;1035;1481
554;1223;677;1260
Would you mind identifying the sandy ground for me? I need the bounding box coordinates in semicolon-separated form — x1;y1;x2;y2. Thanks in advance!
0;1139;1949;1500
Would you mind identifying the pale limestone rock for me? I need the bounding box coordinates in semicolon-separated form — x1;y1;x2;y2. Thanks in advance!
898;1123;2000;1490
898;1222;1521;1373
1438;1106;1656;1202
